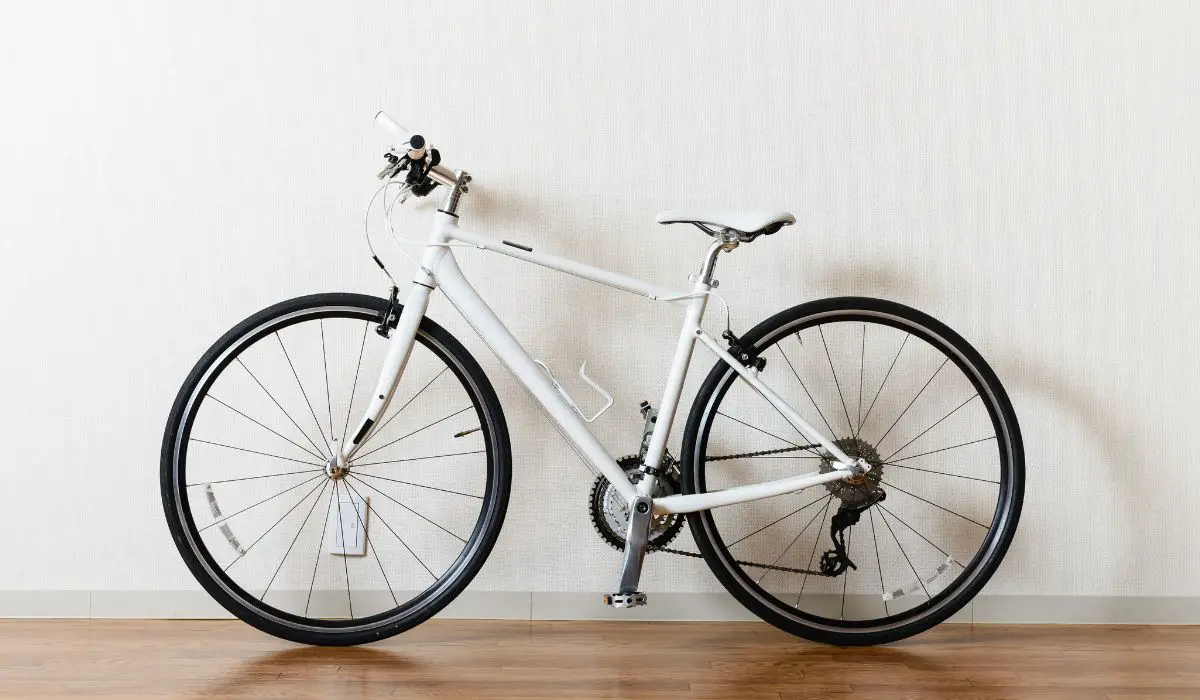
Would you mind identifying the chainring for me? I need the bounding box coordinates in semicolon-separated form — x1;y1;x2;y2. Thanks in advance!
588;455;684;551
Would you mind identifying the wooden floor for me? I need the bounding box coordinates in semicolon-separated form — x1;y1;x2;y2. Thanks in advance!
1;620;1198;699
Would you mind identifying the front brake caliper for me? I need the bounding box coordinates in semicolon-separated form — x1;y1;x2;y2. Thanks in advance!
376;286;400;338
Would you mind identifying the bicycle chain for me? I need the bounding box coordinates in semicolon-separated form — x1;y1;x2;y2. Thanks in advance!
648;545;832;577
705;443;822;462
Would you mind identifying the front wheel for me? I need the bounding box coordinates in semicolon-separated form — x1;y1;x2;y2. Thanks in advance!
682;297;1023;646
162;293;511;645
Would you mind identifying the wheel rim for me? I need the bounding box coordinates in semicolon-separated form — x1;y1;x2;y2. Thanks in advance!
690;307;1019;633
169;304;499;634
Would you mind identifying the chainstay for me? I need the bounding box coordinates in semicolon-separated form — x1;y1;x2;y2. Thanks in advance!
649;545;832;577
658;440;830;575
705;443;824;462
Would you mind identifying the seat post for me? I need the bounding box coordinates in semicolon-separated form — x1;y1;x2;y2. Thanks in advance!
697;235;739;285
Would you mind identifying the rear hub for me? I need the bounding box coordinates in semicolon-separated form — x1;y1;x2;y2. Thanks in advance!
818;436;885;506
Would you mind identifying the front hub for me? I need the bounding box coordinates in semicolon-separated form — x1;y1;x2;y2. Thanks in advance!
325;457;349;481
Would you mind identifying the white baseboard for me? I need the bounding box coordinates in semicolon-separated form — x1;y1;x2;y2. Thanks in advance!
1;590;1198;624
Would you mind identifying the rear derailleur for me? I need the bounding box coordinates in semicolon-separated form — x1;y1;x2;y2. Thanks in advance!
818;489;886;577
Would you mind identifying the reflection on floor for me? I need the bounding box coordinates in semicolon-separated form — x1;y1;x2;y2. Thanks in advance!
1;619;1197;699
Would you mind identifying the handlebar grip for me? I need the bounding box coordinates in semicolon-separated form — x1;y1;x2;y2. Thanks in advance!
374;111;425;159
374;111;408;147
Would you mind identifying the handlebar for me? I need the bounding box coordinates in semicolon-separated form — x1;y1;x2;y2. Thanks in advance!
374;111;457;188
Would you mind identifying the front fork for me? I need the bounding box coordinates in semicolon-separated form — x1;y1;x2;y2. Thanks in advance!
335;263;441;467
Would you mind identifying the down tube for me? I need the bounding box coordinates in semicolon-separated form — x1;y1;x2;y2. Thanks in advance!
433;254;637;502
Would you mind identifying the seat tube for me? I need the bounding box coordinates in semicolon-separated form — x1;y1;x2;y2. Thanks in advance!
639;290;706;490
639;239;733;496
638;243;734;496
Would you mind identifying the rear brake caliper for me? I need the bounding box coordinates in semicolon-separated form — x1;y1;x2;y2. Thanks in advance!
722;330;766;372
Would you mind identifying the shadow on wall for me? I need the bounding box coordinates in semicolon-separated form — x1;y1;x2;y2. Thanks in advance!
802;257;1137;596
985;353;1138;596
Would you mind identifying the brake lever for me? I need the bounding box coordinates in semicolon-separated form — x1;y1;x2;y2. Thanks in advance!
376;152;410;180
406;148;442;196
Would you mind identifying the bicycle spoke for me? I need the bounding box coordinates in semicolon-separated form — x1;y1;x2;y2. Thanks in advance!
238;358;330;462
357;367;449;450
186;468;322;488
225;477;329;571
728;493;828;548
839;526;854;620
206;396;325;462
890;435;996;462
344;479;437;580
777;340;836;440
339;323;369;446
351;449;486;469
199;473;326;533
856;324;865;438
757;495;830;586
355;406;473;461
857;334;909;435
880;478;990;529
874;358;948;448
882;393;979;463
795;498;835;597
333;481;353;619
262;479;331;601
320;321;335;444
715;411;821;457
189;439;324;467
879;508;930;600
883;461;999;484
352;470;483;499
869;508;890;617
341;480;399;608
347;474;466;543
304;486;337;617
818;325;855;436
878;503;953;560
276;332;331;457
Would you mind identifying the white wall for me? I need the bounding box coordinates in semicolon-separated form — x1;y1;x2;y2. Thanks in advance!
2;2;1198;606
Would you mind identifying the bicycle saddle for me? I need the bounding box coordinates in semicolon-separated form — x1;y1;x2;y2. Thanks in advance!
656;209;796;241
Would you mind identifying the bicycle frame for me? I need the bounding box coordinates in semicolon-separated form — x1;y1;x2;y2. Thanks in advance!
337;192;861;517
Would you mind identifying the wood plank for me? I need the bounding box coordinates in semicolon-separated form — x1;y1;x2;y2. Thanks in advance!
0;620;1196;699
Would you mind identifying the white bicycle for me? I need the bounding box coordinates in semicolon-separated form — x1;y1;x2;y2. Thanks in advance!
162;113;1023;646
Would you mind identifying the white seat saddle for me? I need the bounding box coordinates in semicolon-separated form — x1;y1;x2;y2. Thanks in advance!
656;209;795;239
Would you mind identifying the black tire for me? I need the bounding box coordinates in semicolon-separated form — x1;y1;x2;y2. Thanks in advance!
162;293;511;645
682;297;1023;646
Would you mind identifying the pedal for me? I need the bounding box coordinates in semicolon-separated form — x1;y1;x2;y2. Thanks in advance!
603;592;647;609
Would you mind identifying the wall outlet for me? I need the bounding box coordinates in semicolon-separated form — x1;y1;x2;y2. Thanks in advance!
325;492;369;557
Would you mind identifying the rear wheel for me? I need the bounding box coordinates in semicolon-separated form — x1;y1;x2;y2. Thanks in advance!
162;293;510;645
682;297;1022;645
